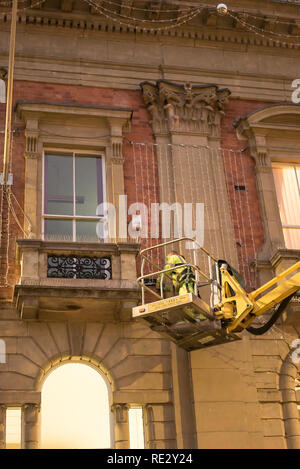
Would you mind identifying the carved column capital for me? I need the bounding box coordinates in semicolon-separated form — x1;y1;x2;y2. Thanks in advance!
140;79;230;137
111;403;129;423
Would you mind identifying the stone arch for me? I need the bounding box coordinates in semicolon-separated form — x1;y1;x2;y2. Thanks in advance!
279;348;300;449
36;354;114;393
3;320;173;448
38;357;114;449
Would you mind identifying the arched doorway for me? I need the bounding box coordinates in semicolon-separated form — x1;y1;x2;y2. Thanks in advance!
40;362;113;449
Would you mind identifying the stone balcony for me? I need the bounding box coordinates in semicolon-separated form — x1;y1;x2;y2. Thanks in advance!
14;239;141;320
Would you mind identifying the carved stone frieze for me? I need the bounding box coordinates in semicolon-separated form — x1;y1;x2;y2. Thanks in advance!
140;80;230;137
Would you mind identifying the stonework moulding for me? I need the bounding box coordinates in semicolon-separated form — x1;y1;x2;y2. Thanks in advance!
140;80;230;138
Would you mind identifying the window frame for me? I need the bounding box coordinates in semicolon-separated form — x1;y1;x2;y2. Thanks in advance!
42;148;107;242
272;162;300;247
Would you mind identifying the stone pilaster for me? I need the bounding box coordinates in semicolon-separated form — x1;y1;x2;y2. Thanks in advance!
141;80;238;267
144;404;176;449
111;403;130;449
141;79;240;450
24;117;42;239
141;79;238;267
21;403;40;449
0;405;6;449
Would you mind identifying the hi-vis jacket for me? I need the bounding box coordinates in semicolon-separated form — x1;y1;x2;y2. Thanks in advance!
156;253;191;291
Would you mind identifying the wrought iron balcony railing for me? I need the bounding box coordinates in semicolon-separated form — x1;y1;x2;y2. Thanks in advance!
47;255;112;280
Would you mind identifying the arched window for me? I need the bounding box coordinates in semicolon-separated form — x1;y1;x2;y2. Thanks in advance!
40;362;113;449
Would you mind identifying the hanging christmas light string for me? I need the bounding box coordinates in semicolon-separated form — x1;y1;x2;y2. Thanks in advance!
234;11;300;26
94;0;193;13
228;10;300;40
0;0;45;19
84;0;203;28
215;3;300;47
0;0;30;5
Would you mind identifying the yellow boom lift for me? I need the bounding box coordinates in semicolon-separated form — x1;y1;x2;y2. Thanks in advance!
132;238;300;351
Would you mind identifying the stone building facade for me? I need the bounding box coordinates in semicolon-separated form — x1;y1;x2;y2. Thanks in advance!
0;0;299;449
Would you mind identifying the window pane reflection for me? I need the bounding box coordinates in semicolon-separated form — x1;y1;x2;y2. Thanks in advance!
75;156;103;217
76;220;103;242
45;154;73;216
44;219;73;241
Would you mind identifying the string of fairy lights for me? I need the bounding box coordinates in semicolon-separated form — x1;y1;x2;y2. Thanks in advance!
0;1;299;48
0;0;46;19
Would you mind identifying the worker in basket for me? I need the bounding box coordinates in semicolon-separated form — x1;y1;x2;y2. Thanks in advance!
153;250;203;335
156;250;196;296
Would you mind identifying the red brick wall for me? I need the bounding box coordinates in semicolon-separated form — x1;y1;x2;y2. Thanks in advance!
0;81;268;300
0;81;158;299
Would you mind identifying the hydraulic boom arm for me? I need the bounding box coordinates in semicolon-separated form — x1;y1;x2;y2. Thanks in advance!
215;261;300;333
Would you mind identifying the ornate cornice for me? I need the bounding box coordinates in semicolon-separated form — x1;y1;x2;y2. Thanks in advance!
141;79;230;137
1;4;300;50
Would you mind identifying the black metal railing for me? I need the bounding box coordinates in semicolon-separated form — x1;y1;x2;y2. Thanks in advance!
47;255;112;280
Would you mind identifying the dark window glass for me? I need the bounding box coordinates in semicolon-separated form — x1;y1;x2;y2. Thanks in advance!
75;156;103;217
44;219;73;241
45;154;73;216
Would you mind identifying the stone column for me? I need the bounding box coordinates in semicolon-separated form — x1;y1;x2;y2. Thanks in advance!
0;404;6;449
22;403;40;449
111;403;130;449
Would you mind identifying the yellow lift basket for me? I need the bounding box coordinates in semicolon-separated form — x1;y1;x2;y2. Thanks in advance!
132;238;300;352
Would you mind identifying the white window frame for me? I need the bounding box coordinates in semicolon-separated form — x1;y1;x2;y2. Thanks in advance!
272;162;300;238
42;148;107;242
